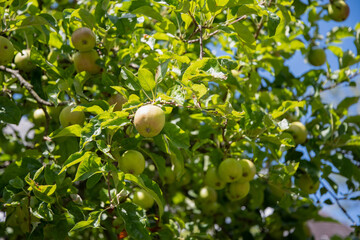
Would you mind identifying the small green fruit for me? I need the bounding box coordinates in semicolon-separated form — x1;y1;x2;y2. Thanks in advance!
199;186;217;203
14;49;36;72
33;108;46;125
118;150;145;175
133;189;154;209
218;158;243;182
204;167;226;190
237;159;256;183
328;0;350;22
180;169;191;186
288;121;307;145
59;105;85;127
73;49;101;74
163;167;175;184
134;105;165;138
0;36;14;65
201;201;220;215
308;48;326;66
226;181;250;201
108;94;127;112
71;27;96;52
2;140;17;155
295;174;319;194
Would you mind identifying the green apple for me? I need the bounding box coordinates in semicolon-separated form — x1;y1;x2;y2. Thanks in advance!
295;174;319;194
73;49;101;74
134;105;165;138
108;94;127;112
71;27;96;52
132;189;154;209
226;181;250;201
14;49;36;72
204;167;226;190
237;159;256;183
59;105;85;127
201;201;220;215
199;186;217;203
0;36;14;65
33;108;46;125
163;167;175;184
308;48;326;66
218;158;243;182
179;169;191;186
118;150;145;175
328;0;350;22
2;140;17;155
288;121;307;145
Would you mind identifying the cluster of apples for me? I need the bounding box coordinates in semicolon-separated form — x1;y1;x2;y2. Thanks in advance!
71;27;102;74
307;0;350;67
197;158;256;214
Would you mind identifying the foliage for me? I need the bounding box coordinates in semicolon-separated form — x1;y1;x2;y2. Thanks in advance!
0;0;360;239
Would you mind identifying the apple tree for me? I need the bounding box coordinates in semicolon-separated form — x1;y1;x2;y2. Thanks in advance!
0;0;359;239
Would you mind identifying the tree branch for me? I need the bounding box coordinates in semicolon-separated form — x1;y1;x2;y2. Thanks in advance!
0;66;67;107
186;15;247;44
254;0;274;40
320;180;356;225
199;25;203;59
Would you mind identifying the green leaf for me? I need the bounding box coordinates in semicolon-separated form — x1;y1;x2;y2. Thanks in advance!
25;174;57;204
268;13;280;37
163;122;190;149
271;100;306;119
0;96;21;124
49;125;82;139
70;9;96;29
73;154;103;182
232;22;256;48
125;174;165;217
9;176;24;189
141;150;166;181
36;202;54;221
138;68;156;92
70;211;102;232
116;202;151;240
59;151;92;174
132;6;163;21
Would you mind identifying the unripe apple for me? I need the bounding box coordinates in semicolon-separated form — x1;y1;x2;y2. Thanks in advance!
308;48;326;66
179;169;191;186
328;0;349;22
118;150;145;175
134;105;165;138
218;158;243;182
71;27;96;52
33;108;46;125
204;167;226;190
73;49;101;74
199;186;217;203
132;189;154;209
226;181;250;201
288;121;307;145
237;159;256;183
59;105;85;127
295;174;319;194
14;49;36;72
163;167;175;184
108;94;127;112
201;201;220;215
0;36;14;65
2;140;17;155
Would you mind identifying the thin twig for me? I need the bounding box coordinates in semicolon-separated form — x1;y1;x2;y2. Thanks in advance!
320;180;356;225
186;15;247;44
107;172;113;208
254;0;274;40
199;25;203;59
0;66;67;107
